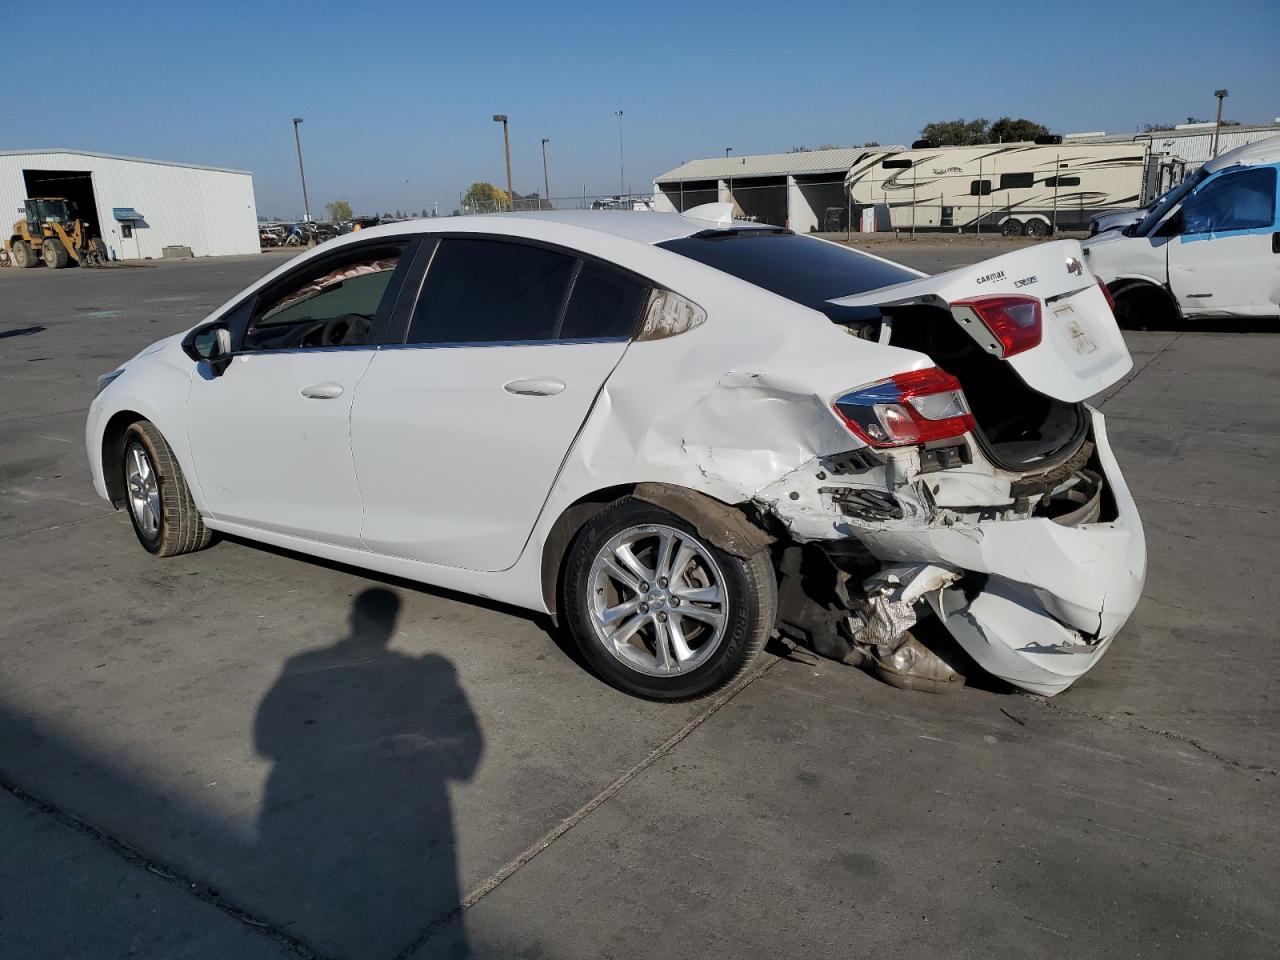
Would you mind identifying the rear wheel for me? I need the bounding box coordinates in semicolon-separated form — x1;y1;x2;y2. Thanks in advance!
12;239;38;267
1000;219;1024;238
561;498;776;700
43;239;69;268
1023;218;1050;238
121;421;214;557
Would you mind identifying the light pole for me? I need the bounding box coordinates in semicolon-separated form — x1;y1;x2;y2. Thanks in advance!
493;114;513;210
540;138;551;209
725;146;733;158
292;117;311;223
615;110;625;199
1212;89;1229;158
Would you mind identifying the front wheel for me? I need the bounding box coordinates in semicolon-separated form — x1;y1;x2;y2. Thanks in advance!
121;421;214;557
43;238;69;268
1000;218;1024;238
561;498;776;700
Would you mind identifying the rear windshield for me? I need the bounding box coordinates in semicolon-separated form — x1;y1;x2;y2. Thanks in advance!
657;230;918;325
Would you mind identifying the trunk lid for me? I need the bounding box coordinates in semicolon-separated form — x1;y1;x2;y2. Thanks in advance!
830;240;1132;403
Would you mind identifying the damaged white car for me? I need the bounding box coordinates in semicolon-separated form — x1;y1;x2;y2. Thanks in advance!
87;208;1145;700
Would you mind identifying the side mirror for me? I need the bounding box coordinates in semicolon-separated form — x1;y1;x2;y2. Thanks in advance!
182;322;232;374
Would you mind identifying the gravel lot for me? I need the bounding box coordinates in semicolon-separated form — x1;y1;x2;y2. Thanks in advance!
1;243;1276;959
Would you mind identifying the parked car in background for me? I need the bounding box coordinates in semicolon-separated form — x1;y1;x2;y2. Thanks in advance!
88;209;1143;701
1088;204;1151;237
339;217;382;235
1084;137;1280;322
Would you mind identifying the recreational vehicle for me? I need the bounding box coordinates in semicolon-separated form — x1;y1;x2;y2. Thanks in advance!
845;142;1147;236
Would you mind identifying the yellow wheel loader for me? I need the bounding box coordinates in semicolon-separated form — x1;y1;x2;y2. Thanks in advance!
6;198;107;268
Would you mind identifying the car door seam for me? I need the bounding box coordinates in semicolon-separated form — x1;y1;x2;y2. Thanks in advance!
348;350;379;549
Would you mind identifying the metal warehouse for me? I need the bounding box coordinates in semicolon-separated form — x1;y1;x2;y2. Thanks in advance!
1066;121;1280;168
0;149;259;261
652;146;902;233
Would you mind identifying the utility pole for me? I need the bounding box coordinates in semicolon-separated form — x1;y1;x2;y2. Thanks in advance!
291;117;311;223
540;138;551;209
1212;89;1229;158
493;114;513;210
615;110;625;199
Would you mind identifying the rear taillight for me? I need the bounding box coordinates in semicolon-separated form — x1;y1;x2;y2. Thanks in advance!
1096;277;1116;313
951;294;1042;357
833;368;976;448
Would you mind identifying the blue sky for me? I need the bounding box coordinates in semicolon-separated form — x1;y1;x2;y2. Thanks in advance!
4;0;1277;218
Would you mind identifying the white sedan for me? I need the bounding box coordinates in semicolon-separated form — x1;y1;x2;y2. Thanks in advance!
88;208;1145;700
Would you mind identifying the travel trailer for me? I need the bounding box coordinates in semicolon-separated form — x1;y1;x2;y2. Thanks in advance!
845;142;1147;235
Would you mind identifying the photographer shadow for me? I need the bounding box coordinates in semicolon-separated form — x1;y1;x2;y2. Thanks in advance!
253;587;482;957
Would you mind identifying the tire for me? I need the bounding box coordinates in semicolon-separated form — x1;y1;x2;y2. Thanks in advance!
1000;219;1024;238
561;498;776;700
120;420;214;557
43;239;69;268
12;239;38;268
1023;218;1050;238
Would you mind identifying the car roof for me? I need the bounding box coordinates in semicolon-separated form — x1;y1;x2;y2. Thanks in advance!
1204;135;1280;173
349;209;779;247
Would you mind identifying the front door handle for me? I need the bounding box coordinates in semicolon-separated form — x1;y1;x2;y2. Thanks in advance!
503;377;565;397
1272;231;1279;254
301;382;344;400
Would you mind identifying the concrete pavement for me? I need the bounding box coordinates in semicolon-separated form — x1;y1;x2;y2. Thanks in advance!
1;244;1275;959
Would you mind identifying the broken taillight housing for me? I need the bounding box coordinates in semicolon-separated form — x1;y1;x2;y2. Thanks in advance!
951;294;1042;357
833;368;976;448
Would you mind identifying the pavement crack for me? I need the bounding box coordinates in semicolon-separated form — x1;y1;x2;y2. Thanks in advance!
391;651;783;960
1097;331;1183;409
0;773;332;959
1028;696;1280;779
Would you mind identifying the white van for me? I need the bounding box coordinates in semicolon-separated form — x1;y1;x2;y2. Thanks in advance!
1083;137;1280;321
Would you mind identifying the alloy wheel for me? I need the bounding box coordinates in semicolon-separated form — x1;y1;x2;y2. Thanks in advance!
126;443;162;540
587;523;730;677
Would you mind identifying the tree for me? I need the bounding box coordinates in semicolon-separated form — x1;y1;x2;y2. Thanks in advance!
463;182;509;212
988;117;1050;143
325;199;353;222
919;118;990;146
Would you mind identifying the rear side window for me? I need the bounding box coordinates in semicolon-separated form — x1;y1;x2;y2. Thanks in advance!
560;261;649;340
408;238;575;343
1046;175;1081;188
657;230;916;325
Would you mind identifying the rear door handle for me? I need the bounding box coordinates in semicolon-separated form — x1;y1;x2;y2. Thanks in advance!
503;377;565;397
1272;231;1279;254
301;382;344;399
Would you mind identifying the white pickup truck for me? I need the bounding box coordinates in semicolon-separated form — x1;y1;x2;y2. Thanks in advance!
1083;137;1280;321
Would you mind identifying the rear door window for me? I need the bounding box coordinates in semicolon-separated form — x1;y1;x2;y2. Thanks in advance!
407;238;575;344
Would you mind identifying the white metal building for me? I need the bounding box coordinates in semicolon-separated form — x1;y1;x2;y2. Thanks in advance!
1066;122;1280;171
653;147;903;233
0;149;259;261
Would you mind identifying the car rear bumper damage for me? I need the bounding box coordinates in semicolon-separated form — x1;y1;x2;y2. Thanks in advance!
761;406;1145;696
